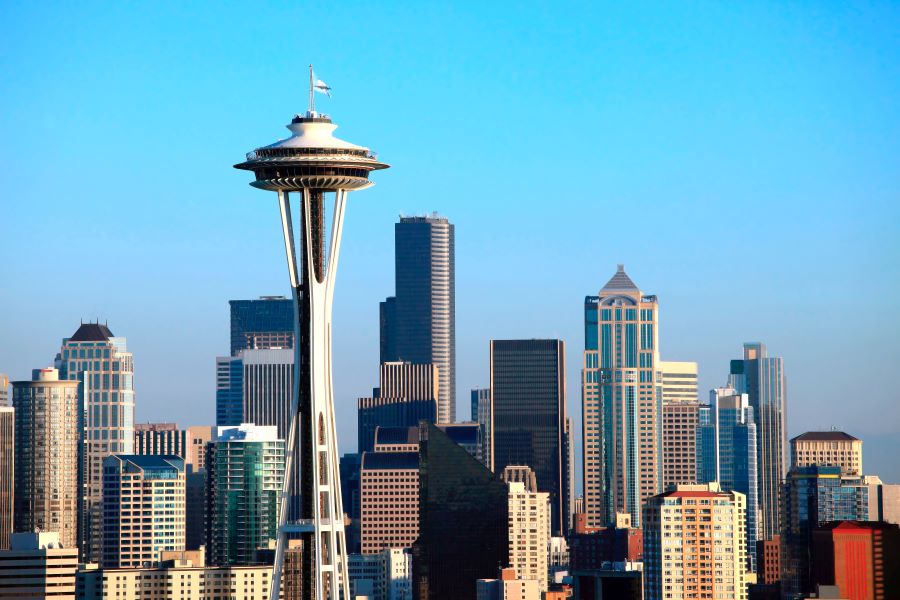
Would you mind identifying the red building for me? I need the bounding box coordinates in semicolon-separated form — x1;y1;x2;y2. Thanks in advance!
756;535;781;585
811;521;900;600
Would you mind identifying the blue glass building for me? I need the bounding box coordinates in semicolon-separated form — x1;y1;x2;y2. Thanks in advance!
229;297;293;356
780;465;869;599
697;388;759;571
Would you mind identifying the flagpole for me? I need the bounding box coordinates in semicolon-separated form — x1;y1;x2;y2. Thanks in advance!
308;64;315;114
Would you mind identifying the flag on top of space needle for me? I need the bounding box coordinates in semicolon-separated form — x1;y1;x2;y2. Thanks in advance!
314;75;332;97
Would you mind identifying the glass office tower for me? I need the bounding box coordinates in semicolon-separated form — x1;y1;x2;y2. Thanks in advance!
490;339;569;535
697;388;759;571
412;422;508;600
381;216;456;424
229;297;293;356
729;342;787;541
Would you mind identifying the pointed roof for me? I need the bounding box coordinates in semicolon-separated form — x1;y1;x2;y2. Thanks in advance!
69;323;114;342
600;264;639;294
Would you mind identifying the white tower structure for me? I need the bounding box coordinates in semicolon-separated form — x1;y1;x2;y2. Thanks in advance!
235;67;389;600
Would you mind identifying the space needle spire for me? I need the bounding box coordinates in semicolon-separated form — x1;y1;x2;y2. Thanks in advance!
234;73;388;600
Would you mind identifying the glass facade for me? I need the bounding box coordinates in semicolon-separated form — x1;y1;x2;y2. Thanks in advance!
490;339;568;535
206;426;285;566
229;297;293;356
781;465;869;599
729;342;787;542
412;423;507;600
696;389;760;572
383;216;456;424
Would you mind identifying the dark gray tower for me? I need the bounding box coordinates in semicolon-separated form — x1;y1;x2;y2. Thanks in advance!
382;216;456;423
489;339;568;535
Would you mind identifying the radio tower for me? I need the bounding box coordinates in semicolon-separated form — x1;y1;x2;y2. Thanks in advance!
235;66;389;600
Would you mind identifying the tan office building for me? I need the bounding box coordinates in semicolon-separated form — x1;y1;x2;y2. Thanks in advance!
12;368;80;548
0;532;78;599
359;451;419;554
790;431;862;476
0;407;11;550
76;559;282;599
659;361;699;404
643;483;750;600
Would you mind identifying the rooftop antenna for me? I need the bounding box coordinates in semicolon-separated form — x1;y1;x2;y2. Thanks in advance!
308;64;315;116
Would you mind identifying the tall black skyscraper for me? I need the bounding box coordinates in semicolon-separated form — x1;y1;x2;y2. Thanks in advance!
490;339;570;535
229;296;294;356
413;422;508;600
381;216;456;423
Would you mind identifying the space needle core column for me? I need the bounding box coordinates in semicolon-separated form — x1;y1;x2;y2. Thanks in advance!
234;73;388;600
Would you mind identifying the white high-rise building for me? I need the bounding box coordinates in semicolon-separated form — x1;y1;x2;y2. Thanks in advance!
507;481;550;592
55;323;135;563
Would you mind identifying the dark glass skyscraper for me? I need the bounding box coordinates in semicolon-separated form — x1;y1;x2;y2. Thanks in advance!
729;342;787;542
412;422;507;600
229;296;293;356
381;216;456;423
490;339;569;535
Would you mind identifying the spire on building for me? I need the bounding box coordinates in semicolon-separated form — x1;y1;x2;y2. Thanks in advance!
600;264;639;294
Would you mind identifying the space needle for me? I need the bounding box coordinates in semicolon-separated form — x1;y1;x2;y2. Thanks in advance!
234;66;389;600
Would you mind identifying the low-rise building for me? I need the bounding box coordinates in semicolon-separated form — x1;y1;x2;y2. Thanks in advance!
0;532;77;599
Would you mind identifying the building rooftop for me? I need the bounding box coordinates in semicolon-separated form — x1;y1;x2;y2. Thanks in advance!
791;431;859;442
375;426;418;446
69;322;114;341
108;455;185;473
600;265;639;294
361;451;419;470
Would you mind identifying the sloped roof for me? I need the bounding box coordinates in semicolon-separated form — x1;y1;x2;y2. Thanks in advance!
792;431;859;442
69;323;114;341
600;265;639;294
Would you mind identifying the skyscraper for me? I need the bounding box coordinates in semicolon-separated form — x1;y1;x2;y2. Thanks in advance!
0;406;12;549
101;455;186;568
229;296;294;356
412;423;508;600
810;521;900;600
643;483;750;600
381;215;456;423
729;342;786;542
55;322;135;562
357;362;438;454
0;532;78;600
780;465;870;599
490;339;569;535
471;388;491;468
583;265;662;528
216;349;294;434
206;424;285;566
660;360;701;489
697;388;760;571
12;368;79;549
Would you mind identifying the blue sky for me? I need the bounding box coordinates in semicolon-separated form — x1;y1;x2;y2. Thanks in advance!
2;2;898;482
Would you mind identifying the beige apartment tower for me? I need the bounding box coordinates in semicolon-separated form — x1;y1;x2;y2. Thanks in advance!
0;407;11;549
583;265;662;528
643;483;750;600
11;368;80;548
790;431;862;476
102;455;186;568
507;481;551;592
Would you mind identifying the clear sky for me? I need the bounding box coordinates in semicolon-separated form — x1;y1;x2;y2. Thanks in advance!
2;2;898;483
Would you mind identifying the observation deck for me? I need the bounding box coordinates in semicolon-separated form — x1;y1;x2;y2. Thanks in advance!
234;112;389;191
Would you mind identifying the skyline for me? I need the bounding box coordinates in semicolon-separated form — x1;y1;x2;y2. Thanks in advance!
2;0;899;490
